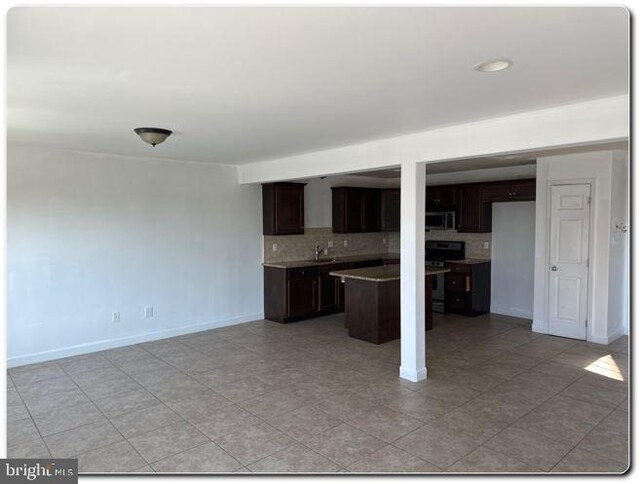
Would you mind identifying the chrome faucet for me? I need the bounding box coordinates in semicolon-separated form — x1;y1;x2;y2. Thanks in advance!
314;245;324;261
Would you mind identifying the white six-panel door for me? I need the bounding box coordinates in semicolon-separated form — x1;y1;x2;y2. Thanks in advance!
548;183;591;340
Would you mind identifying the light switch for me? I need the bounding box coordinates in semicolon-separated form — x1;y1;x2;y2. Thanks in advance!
272;243;278;252
328;241;334;248
483;242;490;249
343;240;348;248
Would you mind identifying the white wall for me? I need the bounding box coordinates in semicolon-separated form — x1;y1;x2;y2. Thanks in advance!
533;150;628;344
608;151;629;336
7;145;263;367
239;95;628;183
490;202;536;319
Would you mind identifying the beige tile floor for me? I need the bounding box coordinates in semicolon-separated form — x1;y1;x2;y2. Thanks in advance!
6;312;629;474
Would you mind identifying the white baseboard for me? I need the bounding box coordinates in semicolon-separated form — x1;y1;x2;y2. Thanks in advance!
589;327;626;345
399;366;427;382
532;318;548;335
490;305;533;320
7;313;265;368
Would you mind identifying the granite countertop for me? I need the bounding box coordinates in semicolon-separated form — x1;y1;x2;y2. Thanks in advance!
330;266;450;282
446;259;491;265
263;252;400;269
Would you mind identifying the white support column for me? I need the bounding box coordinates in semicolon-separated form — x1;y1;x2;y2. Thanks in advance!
399;161;426;382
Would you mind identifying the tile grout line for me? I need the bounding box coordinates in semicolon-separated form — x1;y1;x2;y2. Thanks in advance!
385;334;601;472
7;319;627;473
57;363;149;472
108;340;302;471
433;350;620;472
9;366;64;458
560;403;626;466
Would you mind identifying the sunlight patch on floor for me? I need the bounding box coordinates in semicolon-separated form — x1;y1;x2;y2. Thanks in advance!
584;354;624;381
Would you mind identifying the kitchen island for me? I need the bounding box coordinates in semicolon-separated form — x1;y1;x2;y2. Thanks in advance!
330;265;450;344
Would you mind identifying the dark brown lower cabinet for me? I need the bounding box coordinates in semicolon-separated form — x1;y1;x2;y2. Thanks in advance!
344;274;433;344
318;265;349;312
264;260;383;323
444;261;491;316
344;279;400;344
287;273;318;319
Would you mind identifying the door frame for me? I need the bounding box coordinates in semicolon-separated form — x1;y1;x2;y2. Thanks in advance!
544;179;596;341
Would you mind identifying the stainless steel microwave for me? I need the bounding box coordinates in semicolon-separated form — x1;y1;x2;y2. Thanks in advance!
425;211;456;230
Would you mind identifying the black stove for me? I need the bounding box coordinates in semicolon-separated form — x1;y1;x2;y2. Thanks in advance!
425;240;465;268
426;240;465;313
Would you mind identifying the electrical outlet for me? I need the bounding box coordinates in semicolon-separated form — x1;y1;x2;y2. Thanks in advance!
327;241;334;248
343;240;348;248
112;312;121;323
483;242;490;249
144;306;153;318
272;243;278;252
382;237;387;245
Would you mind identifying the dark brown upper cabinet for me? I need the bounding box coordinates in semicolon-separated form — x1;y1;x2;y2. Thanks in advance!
380;189;400;232
262;182;306;235
332;187;381;233
426;186;457;209
362;188;381;232
456;184;492;233
482;179;536;203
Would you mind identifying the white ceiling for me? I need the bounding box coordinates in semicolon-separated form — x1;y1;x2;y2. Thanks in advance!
8;7;628;165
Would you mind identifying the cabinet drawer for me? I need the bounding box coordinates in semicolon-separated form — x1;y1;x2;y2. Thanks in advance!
445;291;470;311
445;263;471;275
445;274;471;292
287;267;319;279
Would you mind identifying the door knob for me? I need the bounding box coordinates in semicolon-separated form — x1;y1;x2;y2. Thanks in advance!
551;266;558;271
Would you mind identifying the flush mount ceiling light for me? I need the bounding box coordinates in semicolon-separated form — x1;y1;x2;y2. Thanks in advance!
134;127;173;147
473;59;513;73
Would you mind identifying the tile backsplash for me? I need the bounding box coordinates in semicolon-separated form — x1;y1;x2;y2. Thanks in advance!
263;227;396;263
424;230;492;259
264;228;491;263
386;230;491;259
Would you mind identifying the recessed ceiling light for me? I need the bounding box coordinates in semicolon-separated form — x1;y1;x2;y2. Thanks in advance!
473;59;513;73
